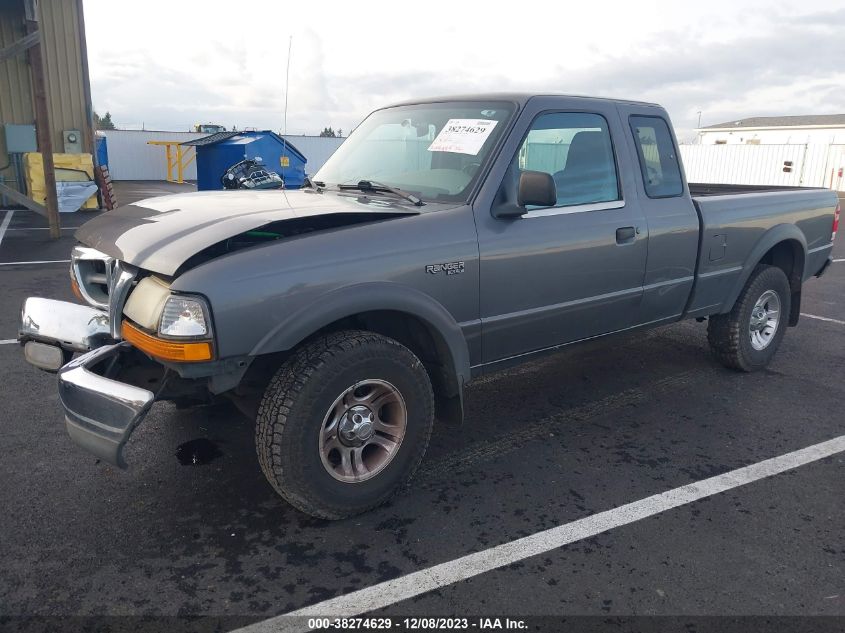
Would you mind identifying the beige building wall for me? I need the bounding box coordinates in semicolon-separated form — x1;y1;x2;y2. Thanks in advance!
0;0;91;187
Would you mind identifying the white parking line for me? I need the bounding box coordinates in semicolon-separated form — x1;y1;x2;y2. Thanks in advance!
0;259;71;266
235;435;845;632
834;258;844;263
0;210;14;248
801;312;845;326
0;339;17;345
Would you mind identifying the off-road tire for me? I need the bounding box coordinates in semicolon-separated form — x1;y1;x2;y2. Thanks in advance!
707;265;791;372
256;330;434;519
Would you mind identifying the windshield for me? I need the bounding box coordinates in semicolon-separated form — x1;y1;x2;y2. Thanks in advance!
314;101;515;203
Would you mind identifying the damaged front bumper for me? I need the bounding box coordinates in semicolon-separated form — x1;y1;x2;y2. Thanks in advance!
19;297;159;468
59;342;155;468
19;297;113;370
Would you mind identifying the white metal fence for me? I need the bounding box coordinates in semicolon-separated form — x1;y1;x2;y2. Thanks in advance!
101;130;344;181
103;130;845;192
284;136;345;175
680;143;845;191
101;130;204;181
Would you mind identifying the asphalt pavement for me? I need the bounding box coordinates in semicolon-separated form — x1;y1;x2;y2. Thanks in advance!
0;189;842;632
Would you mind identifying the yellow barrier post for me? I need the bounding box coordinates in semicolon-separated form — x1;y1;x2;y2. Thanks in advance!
147;141;195;184
177;145;196;184
165;144;173;180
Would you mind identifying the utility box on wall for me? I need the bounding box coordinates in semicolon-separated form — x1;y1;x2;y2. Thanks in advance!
183;131;307;191
63;130;83;153
4;124;37;153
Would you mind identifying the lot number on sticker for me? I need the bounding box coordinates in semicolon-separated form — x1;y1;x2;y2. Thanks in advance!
428;119;498;155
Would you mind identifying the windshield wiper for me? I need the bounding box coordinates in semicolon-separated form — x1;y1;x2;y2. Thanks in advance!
303;176;325;192
337;180;423;206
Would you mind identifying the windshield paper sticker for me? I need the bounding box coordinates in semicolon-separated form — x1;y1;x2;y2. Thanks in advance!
428;119;498;155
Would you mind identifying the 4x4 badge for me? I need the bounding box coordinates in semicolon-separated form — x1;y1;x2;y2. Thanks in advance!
425;261;465;275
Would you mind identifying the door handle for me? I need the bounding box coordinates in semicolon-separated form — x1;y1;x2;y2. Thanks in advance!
616;226;636;244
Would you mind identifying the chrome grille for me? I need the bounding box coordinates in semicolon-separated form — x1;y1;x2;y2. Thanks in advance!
71;246;138;338
71;247;111;309
107;260;137;338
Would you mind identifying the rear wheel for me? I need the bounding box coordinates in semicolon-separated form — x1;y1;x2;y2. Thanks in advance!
707;265;791;371
255;330;434;519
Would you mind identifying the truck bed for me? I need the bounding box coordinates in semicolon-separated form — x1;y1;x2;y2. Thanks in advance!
684;185;838;319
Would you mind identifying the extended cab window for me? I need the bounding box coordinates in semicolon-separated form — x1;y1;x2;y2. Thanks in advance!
517;112;620;208
629;115;683;198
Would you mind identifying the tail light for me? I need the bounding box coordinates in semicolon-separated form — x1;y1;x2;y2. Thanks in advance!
833;202;840;241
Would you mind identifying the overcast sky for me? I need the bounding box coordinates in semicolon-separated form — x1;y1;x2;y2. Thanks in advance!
83;0;845;142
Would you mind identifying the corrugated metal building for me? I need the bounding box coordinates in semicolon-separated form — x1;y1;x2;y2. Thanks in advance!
0;0;93;188
696;115;845;145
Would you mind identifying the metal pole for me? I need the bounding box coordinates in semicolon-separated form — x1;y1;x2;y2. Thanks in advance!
283;36;292;138
26;1;61;239
176;146;184;184
798;143;809;186
165;144;173;182
281;36;291;182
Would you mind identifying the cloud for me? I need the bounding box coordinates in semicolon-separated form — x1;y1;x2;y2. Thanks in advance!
536;12;845;139
86;3;845;141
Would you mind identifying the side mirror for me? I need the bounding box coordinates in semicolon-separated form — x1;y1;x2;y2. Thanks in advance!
518;170;557;207
492;168;558;219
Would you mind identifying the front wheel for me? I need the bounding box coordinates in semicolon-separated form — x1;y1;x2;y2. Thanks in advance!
255;330;434;519
707;265;791;372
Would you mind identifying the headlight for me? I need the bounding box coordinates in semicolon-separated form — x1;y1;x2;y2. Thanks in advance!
158;295;211;338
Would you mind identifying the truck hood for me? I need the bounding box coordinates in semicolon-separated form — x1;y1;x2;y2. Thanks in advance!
75;189;422;276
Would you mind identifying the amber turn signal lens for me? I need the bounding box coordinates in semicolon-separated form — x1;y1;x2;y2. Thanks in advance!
121;320;212;362
70;271;84;303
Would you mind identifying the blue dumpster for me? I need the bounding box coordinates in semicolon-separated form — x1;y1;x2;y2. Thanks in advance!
95;132;109;168
183;131;307;191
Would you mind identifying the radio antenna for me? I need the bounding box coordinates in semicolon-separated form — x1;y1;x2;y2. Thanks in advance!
281;35;292;183
284;35;292;137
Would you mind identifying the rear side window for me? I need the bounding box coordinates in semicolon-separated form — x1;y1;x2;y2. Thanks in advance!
629;115;683;198
516;112;620;208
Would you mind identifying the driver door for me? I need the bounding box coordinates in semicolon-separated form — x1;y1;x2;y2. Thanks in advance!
474;100;649;363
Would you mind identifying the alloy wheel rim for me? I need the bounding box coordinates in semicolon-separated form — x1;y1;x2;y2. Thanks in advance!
748;289;781;351
318;379;407;483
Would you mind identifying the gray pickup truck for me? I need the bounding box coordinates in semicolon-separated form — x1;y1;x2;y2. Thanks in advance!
19;94;839;518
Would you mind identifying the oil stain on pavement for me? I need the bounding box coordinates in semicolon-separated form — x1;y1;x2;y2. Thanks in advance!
175;438;223;465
